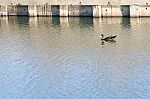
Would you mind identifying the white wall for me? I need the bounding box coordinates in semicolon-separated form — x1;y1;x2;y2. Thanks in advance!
60;5;68;16
68;5;80;16
140;6;150;17
0;5;7;16
28;5;37;16
93;5;101;17
111;6;122;17
101;6;112;17
0;0;149;5
130;5;139;17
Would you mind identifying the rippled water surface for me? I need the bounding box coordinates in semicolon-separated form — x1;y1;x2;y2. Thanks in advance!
0;17;150;99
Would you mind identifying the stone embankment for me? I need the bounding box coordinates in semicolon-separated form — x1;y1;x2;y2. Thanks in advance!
0;4;150;17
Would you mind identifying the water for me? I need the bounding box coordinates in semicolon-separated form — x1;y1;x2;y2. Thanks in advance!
0;16;150;99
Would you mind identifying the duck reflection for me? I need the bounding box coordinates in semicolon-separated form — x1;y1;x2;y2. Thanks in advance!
101;39;116;45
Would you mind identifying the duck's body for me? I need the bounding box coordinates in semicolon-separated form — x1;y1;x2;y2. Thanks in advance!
101;34;117;41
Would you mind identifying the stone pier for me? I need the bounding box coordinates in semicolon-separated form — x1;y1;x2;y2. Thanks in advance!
0;4;150;17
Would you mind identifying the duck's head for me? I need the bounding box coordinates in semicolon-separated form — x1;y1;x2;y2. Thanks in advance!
101;34;104;38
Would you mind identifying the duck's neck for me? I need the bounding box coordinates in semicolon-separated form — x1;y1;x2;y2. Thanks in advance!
101;34;104;39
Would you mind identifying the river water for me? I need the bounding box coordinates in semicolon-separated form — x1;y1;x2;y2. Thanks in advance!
0;17;150;99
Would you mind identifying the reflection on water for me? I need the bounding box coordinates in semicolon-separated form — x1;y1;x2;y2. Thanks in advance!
79;17;93;27
121;17;131;29
0;17;150;99
101;39;116;45
51;17;60;27
8;16;29;25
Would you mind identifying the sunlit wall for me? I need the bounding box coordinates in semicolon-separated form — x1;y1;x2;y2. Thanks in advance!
0;0;149;5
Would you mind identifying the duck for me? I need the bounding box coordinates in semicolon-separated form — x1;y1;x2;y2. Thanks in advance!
100;34;117;41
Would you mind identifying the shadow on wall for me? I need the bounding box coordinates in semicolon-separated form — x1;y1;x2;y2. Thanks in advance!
120;5;130;17
79;5;93;17
17;5;29;16
51;5;60;16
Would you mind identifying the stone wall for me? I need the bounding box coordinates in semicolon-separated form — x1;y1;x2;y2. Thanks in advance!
0;4;150;17
140;5;150;17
